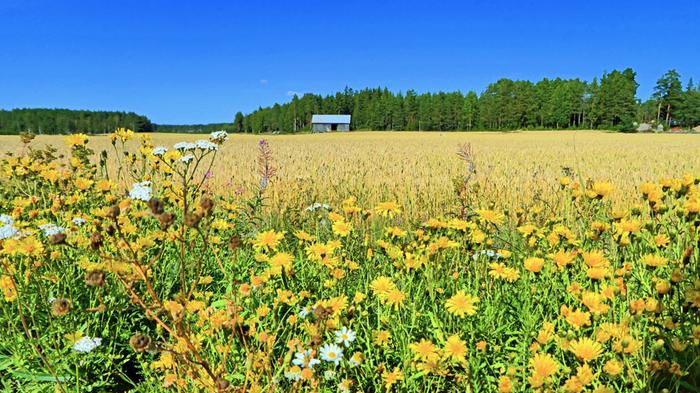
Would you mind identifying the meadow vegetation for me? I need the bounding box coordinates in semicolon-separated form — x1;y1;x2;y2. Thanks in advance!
0;130;699;392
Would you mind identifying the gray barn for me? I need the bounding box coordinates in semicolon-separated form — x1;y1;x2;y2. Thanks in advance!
311;114;351;132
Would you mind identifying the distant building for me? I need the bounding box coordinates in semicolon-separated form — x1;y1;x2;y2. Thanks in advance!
311;114;351;132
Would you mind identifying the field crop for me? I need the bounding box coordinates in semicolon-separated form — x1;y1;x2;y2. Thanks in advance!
0;130;699;392
2;131;700;219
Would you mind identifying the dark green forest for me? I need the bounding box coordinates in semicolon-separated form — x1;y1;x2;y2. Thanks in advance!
154;123;238;133
0;109;154;135
2;69;699;135
239;68;700;133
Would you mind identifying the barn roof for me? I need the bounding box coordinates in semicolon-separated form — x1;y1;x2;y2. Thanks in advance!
311;114;351;124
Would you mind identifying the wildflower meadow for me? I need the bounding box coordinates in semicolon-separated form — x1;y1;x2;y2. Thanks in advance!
0;129;699;392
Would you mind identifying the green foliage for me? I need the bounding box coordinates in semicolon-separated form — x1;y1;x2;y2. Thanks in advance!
0;109;154;135
153;123;237;133
239;70;644;133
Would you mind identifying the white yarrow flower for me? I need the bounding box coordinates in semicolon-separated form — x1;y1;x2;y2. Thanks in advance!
72;217;86;226
472;249;502;261
305;202;330;212
173;142;196;151
38;223;67;237
319;343;343;365
210;130;228;142
0;214;13;225
180;155;194;164
195;139;218;151
0;224;18;240
73;336;102;353
129;181;152;201
152;146;168;156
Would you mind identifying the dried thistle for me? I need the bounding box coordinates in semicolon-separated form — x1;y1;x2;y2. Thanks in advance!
85;270;106;287
457;143;476;183
129;333;152;352
50;298;71;317
257;139;276;191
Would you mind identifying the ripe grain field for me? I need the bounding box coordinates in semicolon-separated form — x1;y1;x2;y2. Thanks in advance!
2;131;699;218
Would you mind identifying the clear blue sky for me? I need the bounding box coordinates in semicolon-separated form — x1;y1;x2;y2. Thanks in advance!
1;0;698;124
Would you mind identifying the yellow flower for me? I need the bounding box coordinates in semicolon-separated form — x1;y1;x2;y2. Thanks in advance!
640;253;668;268
497;376;513;392
268;252;293;274
603;359;623;376
489;262;520;282
474;209;505;225
1;275;17;302
582;250;608;268
569;337;603;362
353;291;366;304
524;257;545;273
374;201;402;218
590;181;613;198
381;367;403;389
536;321;554;344
565;309;591;329
373;330;391;347
251;230;284;252
552;250;576;269
529;352;559;388
575;363;595;385
443;334;467;363
384;288;406;309
294;230;314;243
409;339;440;361
332;220;352;237
163;300;184;319
112;127;135;142
64;133;88;147
370;276;396;298
74;177;93;191
445;290;479;317
654;234;670;248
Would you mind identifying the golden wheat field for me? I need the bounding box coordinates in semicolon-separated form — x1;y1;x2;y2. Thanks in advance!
3;131;699;218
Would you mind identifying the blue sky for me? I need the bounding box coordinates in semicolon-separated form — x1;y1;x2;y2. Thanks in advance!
1;0;699;124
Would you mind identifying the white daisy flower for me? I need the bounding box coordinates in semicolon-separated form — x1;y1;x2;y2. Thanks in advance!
319;343;343;365
129;181;152;201
72;336;102;353
291;349;321;369
152;146;168;156
334;326;356;347
298;306;311;319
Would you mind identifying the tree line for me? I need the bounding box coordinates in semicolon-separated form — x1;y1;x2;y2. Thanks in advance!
238;69;700;133
2;69;698;135
0;108;154;135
